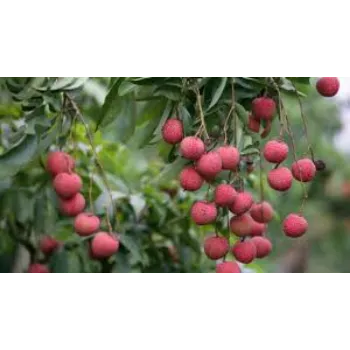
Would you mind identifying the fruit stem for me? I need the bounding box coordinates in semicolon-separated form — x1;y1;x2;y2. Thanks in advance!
194;86;209;140
223;79;236;144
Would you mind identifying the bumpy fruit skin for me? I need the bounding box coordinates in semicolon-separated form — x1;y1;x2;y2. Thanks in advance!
217;146;240;170
291;158;316;182
283;213;308;238
91;232;120;259
180;136;205;160
46;151;75;176
59;193;85;217
268;167;293;191
316;77;340;97
230;214;253;237
53;173;82;198
263;140;289;164
162;119;184;144
250;220;266;236
216;261;241;273
252;97;276;121
180;167;203;191
74;212;101;236
229;192;253;215
251;236;272;258
250;201;274;223
204;236;229;260
248;114;260;133
214;184;237;207
232;240;256;264
196;152;222;178
191;201;217;225
39;236;60;255
27;264;49;273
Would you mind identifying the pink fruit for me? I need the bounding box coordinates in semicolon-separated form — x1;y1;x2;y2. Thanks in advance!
91;232;120;259
214;184;237;207
231;240;256;264
180;136;205;160
217;146;240;170
316;77;340;97
196;152;222;178
230;214;254;237
204;236;229;260
27;264;49;273
251;236;272;258
283;213;308;238
263;140;289;164
59;193;86;217
268;167;293;191
250;201;274;223
74;212;101;236
46;151;75;176
216;261;241;273
250;220;267;236
291;158;316;182
162;119;184;144
191;201;217;225
248;114;260;133
229;192;253;215
252;97;276;121
53;172;82;199
179;167;203;191
39;236;60;255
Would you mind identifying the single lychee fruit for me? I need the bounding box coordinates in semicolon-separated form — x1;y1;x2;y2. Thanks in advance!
230;214;254;237
291;158;316;182
214;184;237;207
46;151;75;176
217;145;240;170
316;77;340;97
59;193;86;217
39;236;60;255
179;167;203;191
191;201;217;225
251;236;272;258
250;201;274;223
283;213;308;238
252;97;276;121
268;167;293;191
263;140;289;164
27;264;49;273
53;172;82;199
162;119;184;144
74;212;101;236
216;261;241;273
248;114;260;133
231;240;257;264
196;152;222;178
250;220;267;236
229;192;253;215
180;136;205;160
91;232;120;259
204;236;229;260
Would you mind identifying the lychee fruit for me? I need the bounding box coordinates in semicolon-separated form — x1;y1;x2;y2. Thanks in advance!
74;212;101;236
59;193;86;217
263;140;289;164
46;151;75;176
217;145;240;170
204;236;229;260
216;261;241;273
53;172;82;198
291;158;316;182
252;97;276;121
191;201;217;225
162;119;184;144
196;152;222;178
27;264;49;273
230;214;254;237
179;167;203;191
91;232;120;259
229;192;253;215
248;114;260;133
231;240;257;264
250;220;267;236
251;236;272;258
283;213;308;238
39;236;60;255
316;77;340;97
214;184;237;207
250;201;274;223
180;136;205;160
268;167;293;191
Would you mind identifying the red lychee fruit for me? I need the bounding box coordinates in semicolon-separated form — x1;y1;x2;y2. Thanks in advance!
232;240;257;264
161;119;184;144
59;193;86;217
180;136;205;160
250;220;267;236
248;114;260;133
179;167;203;191
291;158;316;182
39;236;60;255
74;212;100;236
53;172;82;199
263;140;289;164
230;214;254;237
196;151;222;178
251;236;272;258
216;261;241;273
283;213;308;238
250;201;274;223
217;145;240;170
204;236;229;260
252;97;276;121
268;167;293;191
214;184;237;207
46;151;75;176
27;264;49;273
91;232;120;259
191;201;217;225
229;192;253;215
316;77;340;97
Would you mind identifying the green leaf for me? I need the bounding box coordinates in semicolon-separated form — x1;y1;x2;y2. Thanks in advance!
206;77;228;111
118;81;138;96
114;96;137;143
153;157;189;184
49;78;77;91
49;249;69;273
154;85;181;101
119;234;143;264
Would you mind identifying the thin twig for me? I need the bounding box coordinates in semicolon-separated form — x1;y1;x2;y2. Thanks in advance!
224;80;236;144
194;86;209;140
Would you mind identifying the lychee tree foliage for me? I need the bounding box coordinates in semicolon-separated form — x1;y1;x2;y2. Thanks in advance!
0;77;337;273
